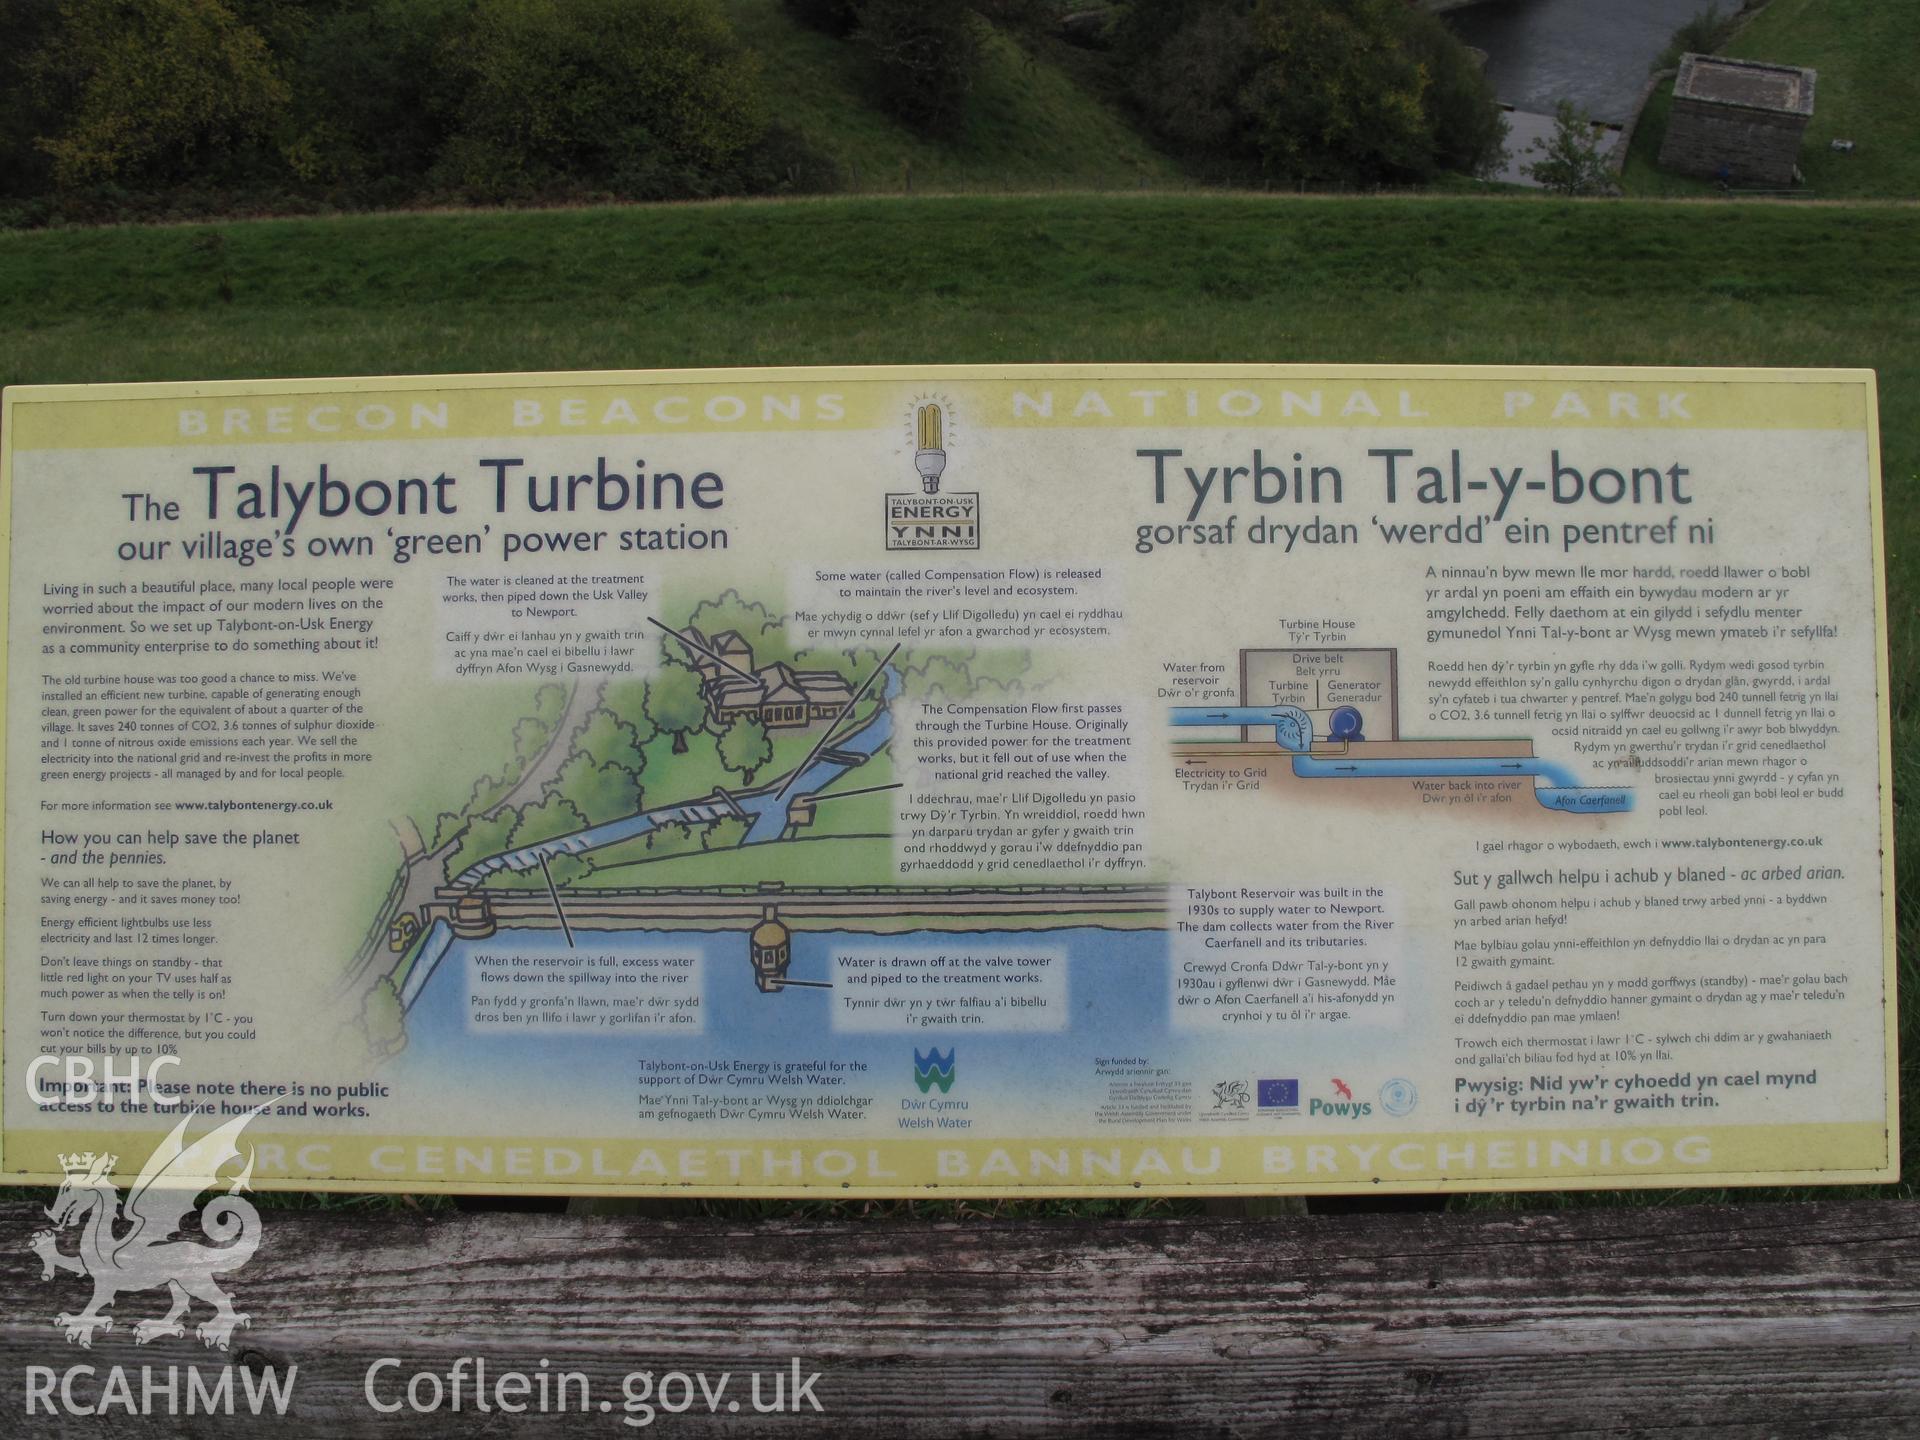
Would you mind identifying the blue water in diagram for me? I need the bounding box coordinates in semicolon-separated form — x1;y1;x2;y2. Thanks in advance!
1167;705;1632;814
395;926;1180;1129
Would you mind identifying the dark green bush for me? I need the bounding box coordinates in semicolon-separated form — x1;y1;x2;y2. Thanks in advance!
27;0;291;189
854;0;981;138
1120;0;1505;186
1110;0;1223;63
0;0;1505;222
1244;0;1434;185
0;0;63;198
965;0;1053;31
0;0;776;217
781;0;862;37
735;122;845;195
1403;6;1509;179
281;0;467;196
432;0;768;202
1128;5;1259;153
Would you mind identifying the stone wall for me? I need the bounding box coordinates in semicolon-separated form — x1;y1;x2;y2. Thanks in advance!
1659;98;1808;184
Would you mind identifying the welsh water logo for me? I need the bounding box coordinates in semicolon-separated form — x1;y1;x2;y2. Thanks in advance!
913;1048;956;1094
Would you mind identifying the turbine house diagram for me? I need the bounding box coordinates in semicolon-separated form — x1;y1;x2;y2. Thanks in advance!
1169;647;1631;815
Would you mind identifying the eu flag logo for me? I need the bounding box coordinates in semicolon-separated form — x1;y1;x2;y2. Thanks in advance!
1257;1079;1299;1112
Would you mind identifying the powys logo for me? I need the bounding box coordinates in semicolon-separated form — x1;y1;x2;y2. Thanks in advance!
913;1047;956;1094
887;395;979;550
1310;1079;1373;1120
29;1105;269;1350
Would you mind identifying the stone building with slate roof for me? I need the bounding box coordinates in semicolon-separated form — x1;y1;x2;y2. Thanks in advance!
1658;54;1816;187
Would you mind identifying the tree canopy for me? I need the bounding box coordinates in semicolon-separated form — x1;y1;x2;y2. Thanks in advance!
1117;0;1506;186
0;0;1508;223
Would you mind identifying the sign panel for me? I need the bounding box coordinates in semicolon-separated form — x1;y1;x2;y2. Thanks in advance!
0;365;1895;1195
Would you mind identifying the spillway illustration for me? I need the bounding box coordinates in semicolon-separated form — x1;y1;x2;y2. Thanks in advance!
453;662;902;887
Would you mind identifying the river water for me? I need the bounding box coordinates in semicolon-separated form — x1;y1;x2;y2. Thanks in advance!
1449;0;1722;124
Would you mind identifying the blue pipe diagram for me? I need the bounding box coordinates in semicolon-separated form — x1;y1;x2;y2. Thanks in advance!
1168;705;1631;814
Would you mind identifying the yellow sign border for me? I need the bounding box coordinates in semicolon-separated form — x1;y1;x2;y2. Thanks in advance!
0;364;1896;1195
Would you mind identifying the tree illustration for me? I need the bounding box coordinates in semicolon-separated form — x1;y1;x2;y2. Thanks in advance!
577;707;649;777
646;660;708;753
552;752;641;824
602;676;658;740
685;589;791;665
718;715;773;785
508;793;586;850
361;977;407;1058
701;816;750;851
512;715;551;767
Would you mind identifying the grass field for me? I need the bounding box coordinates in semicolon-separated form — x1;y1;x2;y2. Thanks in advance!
0;192;1911;1208
1624;0;1914;198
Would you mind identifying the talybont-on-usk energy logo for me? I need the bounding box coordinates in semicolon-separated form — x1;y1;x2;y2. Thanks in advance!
886;396;979;550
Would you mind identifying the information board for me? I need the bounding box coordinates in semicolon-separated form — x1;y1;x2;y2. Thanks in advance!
0;365;1895;1195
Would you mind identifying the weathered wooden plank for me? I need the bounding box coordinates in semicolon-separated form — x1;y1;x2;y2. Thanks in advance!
1;1200;1915;1436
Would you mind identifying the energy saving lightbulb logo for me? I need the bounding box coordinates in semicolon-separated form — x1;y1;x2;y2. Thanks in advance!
886;393;979;551
914;402;948;494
